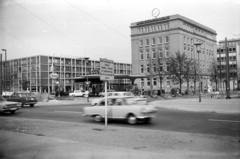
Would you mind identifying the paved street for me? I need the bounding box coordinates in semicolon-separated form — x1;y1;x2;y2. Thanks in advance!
1;103;239;137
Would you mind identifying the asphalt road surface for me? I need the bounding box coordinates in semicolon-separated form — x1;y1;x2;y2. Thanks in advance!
1;103;240;137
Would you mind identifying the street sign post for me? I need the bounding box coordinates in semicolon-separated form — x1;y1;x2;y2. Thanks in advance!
100;58;114;130
100;58;114;81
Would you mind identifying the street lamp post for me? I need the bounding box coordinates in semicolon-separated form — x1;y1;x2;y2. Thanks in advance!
194;42;204;102
84;57;90;102
2;49;7;92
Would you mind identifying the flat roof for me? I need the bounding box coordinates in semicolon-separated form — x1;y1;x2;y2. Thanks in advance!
130;14;217;34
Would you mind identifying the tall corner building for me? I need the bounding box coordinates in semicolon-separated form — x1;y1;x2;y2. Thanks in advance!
217;38;240;90
130;14;217;92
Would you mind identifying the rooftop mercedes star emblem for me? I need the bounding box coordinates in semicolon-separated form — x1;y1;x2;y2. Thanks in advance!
152;8;160;18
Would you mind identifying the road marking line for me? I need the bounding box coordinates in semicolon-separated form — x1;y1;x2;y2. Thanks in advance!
54;111;82;114
209;119;240;123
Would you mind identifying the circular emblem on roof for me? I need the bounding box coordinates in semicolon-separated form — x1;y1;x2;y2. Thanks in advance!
152;8;160;18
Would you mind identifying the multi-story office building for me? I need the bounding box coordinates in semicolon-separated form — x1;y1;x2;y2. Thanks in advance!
217;38;240;90
0;55;132;93
130;14;217;92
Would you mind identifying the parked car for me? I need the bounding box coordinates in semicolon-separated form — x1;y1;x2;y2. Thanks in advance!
6;92;38;107
55;91;69;96
0;95;20;114
2;91;14;98
91;91;135;106
69;90;86;97
83;96;157;124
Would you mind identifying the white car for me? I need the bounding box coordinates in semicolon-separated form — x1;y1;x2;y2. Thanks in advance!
99;90;115;97
69;90;86;97
0;95;20;114
83;96;157;124
91;91;135;106
2;91;14;98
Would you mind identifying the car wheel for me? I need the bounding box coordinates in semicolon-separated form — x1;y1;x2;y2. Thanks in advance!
127;114;137;124
10;110;16;114
94;115;102;122
30;104;34;107
72;95;75;97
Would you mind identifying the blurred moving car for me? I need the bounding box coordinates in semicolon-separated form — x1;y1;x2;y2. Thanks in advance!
91;91;135;106
6;92;38;107
83;96;157;124
99;90;116;97
0;95;20;114
69;90;86;97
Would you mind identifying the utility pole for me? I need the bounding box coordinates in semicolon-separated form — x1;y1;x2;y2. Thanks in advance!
0;54;2;95
225;38;231;99
150;53;153;97
218;46;224;98
2;49;7;92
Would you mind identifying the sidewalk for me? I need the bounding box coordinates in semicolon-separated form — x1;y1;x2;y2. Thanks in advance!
0;130;163;159
0;117;239;159
151;97;240;114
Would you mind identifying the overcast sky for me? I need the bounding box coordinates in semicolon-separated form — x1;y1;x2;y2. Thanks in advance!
0;0;239;63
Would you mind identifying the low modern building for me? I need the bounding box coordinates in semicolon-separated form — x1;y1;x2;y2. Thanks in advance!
0;55;132;93
130;14;217;93
217;38;240;90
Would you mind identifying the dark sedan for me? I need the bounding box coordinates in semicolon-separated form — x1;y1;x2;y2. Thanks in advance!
7;92;38;107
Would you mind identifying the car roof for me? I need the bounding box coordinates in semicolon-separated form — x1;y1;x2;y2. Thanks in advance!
102;96;134;99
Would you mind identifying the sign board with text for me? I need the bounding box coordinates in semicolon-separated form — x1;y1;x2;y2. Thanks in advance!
50;73;58;79
100;58;114;81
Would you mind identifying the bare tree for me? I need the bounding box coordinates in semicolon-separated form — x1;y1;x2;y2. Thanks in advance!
183;58;195;94
208;59;219;91
154;55;168;96
167;51;192;94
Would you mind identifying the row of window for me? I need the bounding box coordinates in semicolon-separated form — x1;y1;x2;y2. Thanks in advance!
217;47;237;53
182;23;214;40
217;56;237;61
139;36;169;47
184;36;214;51
217;64;237;69
140;78;171;88
219;41;240;47
140;64;170;74
139;49;213;63
139;48;169;60
138;23;169;34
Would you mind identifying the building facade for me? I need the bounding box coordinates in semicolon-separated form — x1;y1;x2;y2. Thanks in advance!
0;55;132;93
217;38;240;90
130;14;217;92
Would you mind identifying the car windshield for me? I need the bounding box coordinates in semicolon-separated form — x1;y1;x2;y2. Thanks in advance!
0;96;6;101
18;93;35;97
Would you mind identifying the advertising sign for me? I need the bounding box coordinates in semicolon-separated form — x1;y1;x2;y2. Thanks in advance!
50;73;58;79
100;58;114;81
